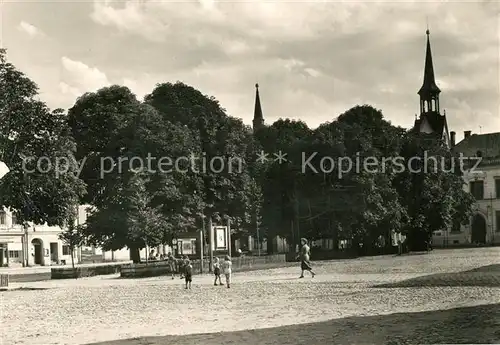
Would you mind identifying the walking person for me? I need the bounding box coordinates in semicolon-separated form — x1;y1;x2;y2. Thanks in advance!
296;238;315;278
221;255;232;288
213;257;223;286
167;252;176;279
184;258;193;289
396;232;403;255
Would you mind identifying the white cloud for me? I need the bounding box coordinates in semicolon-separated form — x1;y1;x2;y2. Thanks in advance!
6;0;499;136
17;21;42;37
60;57;110;96
59;82;80;97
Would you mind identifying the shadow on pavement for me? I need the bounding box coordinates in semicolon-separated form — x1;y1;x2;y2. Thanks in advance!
374;263;500;288
1;287;51;292
85;303;500;345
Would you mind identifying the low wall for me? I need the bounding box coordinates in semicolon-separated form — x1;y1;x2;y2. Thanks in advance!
121;260;172;278
51;261;131;279
121;254;287;279
0;274;8;289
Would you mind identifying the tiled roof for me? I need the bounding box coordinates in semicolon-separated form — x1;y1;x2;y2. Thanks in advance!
453;132;500;158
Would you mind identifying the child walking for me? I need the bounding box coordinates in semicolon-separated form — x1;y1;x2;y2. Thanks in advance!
221;255;232;288
213;257;223;286
179;255;189;279
184;258;193;289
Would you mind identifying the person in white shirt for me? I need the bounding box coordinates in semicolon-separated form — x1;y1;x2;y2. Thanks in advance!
221;255;232;288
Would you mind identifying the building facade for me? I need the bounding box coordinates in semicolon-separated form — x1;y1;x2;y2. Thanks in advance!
0;207;82;267
432;131;500;247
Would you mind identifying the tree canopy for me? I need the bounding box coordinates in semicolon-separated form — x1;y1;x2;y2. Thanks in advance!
1;49;475;259
0;49;85;227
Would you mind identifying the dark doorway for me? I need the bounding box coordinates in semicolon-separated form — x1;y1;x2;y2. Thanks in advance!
0;245;5;267
32;238;43;265
471;214;487;244
50;242;58;264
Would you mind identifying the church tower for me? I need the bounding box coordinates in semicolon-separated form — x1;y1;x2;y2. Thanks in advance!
252;83;264;131
413;29;450;147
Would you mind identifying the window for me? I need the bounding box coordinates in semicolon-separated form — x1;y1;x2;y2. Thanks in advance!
470;180;484;200
496;211;500;232
62;245;71;255
8;250;20;258
178;240;196;255
0;211;5;225
11;214;17;225
496;179;500;199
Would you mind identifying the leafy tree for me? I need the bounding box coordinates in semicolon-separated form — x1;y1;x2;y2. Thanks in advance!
394;131;475;250
256;119;312;251
0;49;85;227
58;205;86;274
68;85;204;261
127;173;167;263
145;83;256;231
58;224;85;273
298;105;406;250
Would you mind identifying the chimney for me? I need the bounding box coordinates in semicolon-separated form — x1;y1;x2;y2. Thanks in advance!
464;130;471;139
450;131;456;147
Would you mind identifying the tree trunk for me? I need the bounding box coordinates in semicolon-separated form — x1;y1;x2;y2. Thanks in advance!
129;246;140;263
70;246;76;279
266;235;274;254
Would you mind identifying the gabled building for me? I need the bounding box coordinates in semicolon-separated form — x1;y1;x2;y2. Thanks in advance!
413;30;451;148
441;131;500;246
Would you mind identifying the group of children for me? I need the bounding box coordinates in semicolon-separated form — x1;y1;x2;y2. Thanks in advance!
213;256;232;288
165;253;232;289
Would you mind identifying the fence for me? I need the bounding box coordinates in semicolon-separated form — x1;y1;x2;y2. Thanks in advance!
121;254;287;278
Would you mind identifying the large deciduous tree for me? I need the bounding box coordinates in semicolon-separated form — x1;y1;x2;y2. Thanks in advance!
145;82;256;231
394;131;475;250
0;49;85;227
68;86;200;261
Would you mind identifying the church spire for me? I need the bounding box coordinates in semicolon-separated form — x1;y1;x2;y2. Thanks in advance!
418;29;441;114
252;83;264;131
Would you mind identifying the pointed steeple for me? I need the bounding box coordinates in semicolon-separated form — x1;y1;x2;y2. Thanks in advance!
418;29;441;115
252;83;264;131
418;29;441;97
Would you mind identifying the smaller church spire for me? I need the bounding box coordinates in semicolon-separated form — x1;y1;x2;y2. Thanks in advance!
252;83;264;131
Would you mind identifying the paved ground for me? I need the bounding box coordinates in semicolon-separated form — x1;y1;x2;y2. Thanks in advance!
1;248;500;345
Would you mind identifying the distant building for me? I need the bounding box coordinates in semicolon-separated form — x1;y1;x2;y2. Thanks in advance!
0;204;155;267
435;131;500;246
0;207;82;267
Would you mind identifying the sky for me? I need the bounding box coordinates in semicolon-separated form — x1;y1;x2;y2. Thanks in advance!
1;0;499;142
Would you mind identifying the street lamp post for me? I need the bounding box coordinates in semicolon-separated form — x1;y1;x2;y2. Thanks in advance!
490;192;494;245
199;213;205;274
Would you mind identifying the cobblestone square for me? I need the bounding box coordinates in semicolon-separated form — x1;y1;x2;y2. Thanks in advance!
2;248;500;345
